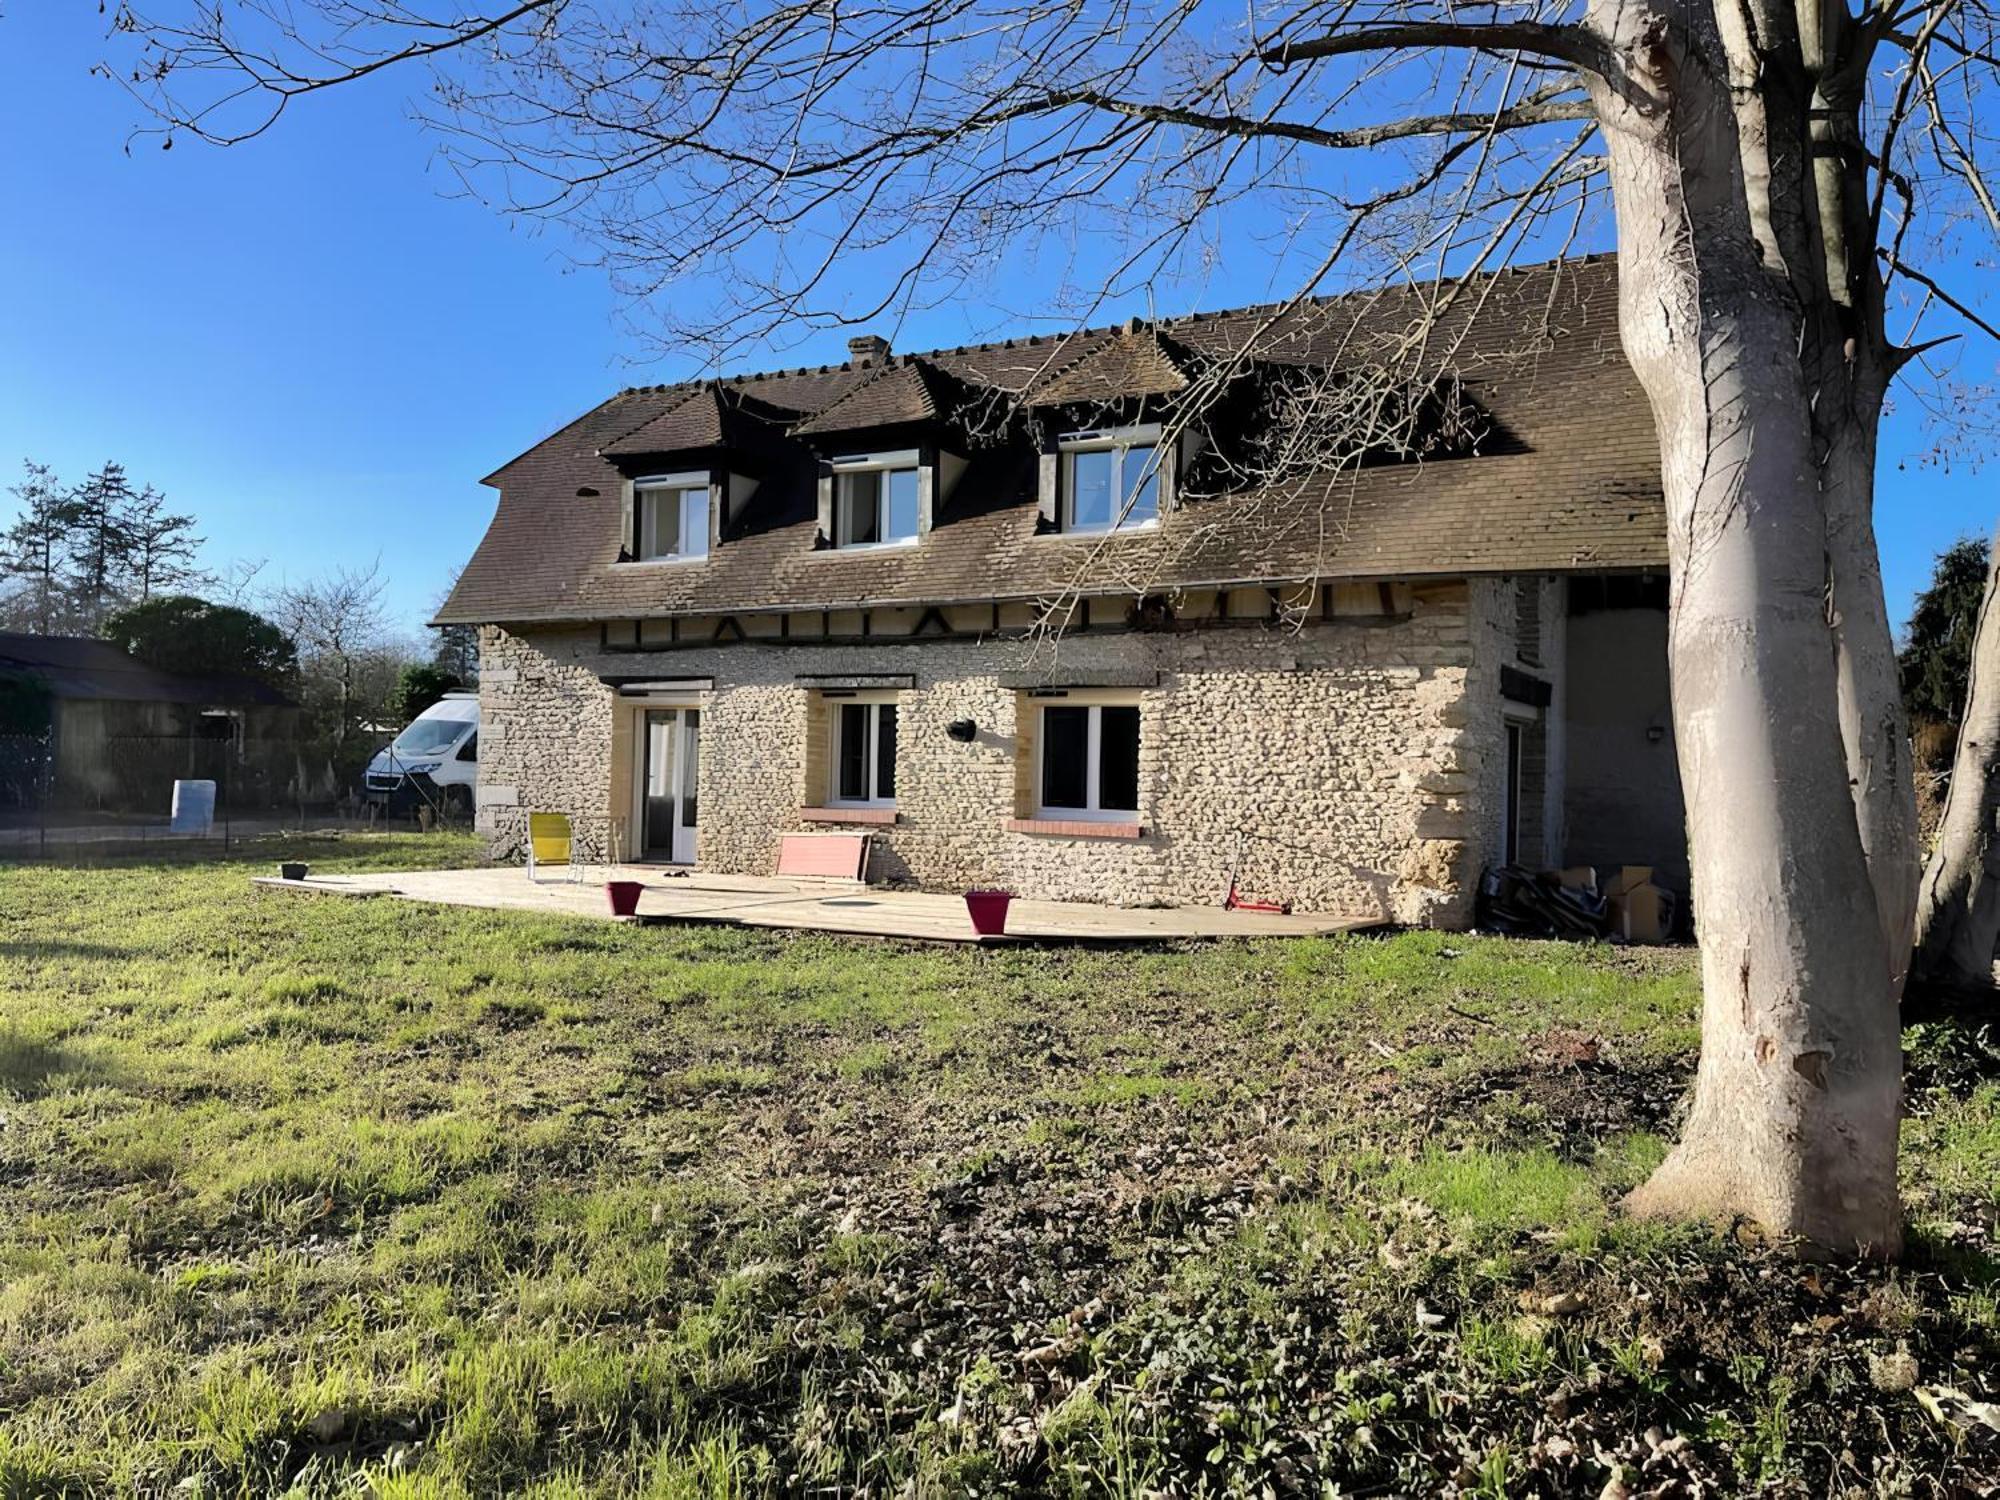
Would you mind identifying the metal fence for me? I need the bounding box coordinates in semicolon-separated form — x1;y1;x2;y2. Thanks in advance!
0;726;473;861
0;731;53;816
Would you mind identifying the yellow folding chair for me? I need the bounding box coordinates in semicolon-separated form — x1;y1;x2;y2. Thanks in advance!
526;812;580;883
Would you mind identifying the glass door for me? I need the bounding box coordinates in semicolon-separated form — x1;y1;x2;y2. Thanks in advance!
639;708;700;864
673;709;699;865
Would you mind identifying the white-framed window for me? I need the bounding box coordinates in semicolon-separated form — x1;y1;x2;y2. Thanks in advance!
1059;426;1163;534
1036;700;1140;819
633;472;711;561
831;451;921;548
829;694;899;806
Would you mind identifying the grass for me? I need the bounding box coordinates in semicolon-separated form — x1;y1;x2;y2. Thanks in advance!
0;832;1996;1495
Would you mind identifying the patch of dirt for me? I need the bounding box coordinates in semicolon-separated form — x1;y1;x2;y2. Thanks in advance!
1429;1039;1691;1159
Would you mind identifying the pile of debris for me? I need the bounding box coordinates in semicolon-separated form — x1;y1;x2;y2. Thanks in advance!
1476;863;1680;943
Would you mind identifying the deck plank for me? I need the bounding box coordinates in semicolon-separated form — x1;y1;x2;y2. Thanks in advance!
255;866;1379;943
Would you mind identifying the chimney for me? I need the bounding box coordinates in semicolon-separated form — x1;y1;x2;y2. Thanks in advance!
847;333;890;364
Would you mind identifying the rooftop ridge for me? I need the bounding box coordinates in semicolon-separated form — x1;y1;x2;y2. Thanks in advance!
611;251;1619;401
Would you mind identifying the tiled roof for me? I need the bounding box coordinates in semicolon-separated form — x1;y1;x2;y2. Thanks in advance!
1025;325;1194;407
601;387;727;456
439;257;1666;627
790;358;963;436
600;385;797;459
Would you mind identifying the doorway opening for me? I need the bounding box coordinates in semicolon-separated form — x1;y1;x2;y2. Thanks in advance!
634;707;700;864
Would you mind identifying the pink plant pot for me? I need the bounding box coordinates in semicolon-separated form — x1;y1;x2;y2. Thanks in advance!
964;889;1014;937
605;880;644;918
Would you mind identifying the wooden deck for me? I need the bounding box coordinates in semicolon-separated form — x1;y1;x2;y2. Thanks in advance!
253;865;1378;944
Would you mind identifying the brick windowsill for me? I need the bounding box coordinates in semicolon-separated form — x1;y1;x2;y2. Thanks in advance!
799;806;898;826
1005;817;1145;840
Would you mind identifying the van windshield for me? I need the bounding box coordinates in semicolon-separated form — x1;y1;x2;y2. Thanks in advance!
390;717;471;757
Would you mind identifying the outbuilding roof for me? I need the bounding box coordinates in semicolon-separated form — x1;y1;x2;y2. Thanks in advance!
439;256;1665;627
0;633;295;707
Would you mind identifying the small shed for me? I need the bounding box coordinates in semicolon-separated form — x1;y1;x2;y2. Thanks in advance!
0;632;298;811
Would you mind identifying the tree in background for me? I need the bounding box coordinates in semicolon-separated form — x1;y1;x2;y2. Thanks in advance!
0;460;207;634
124;487;207;602
65;463;138;631
429;567;479;686
269;561;392;772
1913;529;2000;989
0;463;83;634
1901;537;1990;754
102;595;299;694
390;663;464;724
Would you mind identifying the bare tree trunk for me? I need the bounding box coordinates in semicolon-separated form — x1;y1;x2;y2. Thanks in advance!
1826;420;1921;998
1591;0;1902;1254
1912;529;2000;990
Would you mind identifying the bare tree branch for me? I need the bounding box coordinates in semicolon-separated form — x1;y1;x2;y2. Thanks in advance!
1263;21;1604;70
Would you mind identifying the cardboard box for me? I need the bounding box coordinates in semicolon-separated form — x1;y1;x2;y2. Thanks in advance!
1610;883;1677;944
1554;865;1598;893
1602;865;1654;899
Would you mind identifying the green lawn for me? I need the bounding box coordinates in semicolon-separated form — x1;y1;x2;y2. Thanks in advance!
2;834;1997;1495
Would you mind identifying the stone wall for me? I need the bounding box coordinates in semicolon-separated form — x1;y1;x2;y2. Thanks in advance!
474;578;1501;923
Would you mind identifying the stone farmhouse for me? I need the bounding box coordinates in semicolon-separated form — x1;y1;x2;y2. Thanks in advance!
436;256;1682;926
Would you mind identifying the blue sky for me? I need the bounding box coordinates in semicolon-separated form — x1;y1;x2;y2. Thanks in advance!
2;8;1994;638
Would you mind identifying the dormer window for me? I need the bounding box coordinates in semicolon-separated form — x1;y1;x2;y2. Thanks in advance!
831;451;921;548
1059;425;1162;533
633;473;710;561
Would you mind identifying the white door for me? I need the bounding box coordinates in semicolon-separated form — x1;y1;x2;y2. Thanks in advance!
639;708;700;863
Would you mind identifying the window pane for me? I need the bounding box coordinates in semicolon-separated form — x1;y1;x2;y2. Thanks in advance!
837;702;869;801
645;712;676;849
1040;706;1089;810
638;488;679;558
885;469;919;541
840;471;881;545
1069;449;1113;530
876;704;898;799
1121;445;1159;528
680;485;709;558
1097;706;1140;813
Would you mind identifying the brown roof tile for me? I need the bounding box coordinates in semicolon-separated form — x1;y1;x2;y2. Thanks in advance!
440;257;1666;627
790;358;962;436
600;386;728;456
1025;325;1193;406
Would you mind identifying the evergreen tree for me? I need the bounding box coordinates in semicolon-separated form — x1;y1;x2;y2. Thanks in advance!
391;662;463;723
429;567;479;684
65;462;139;630
1900;536;1991;740
124;486;206;602
103;595;298;692
0;462;82;633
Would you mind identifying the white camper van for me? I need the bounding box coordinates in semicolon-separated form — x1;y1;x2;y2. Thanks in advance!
364;692;479;815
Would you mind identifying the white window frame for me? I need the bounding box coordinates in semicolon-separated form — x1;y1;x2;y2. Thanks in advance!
1058;425;1164;535
830;450;921;549
827;692;900;808
632;471;711;562
1034;697;1141;821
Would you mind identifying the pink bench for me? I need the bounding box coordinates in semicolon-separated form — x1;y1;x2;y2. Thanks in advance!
776;831;872;881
